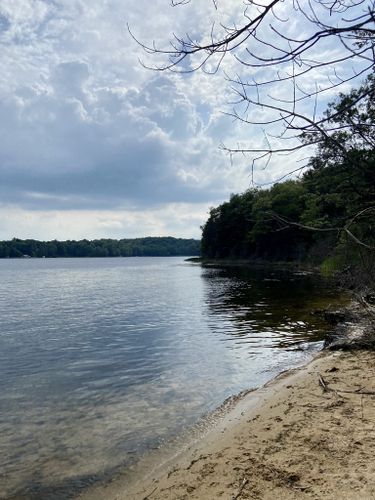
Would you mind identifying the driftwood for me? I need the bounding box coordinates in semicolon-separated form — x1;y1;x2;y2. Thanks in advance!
142;486;158;499
232;478;249;500
318;374;328;392
339;388;375;395
318;374;375;396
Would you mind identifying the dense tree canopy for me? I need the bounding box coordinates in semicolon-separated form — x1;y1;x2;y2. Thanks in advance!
201;75;375;285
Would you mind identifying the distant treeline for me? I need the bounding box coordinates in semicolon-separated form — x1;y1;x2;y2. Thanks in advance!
0;237;201;258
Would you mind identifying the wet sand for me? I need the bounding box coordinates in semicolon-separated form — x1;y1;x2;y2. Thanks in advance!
77;347;375;499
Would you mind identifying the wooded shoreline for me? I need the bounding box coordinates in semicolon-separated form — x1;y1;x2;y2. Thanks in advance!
0;237;201;258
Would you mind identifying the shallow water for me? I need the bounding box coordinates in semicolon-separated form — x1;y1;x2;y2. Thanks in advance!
0;257;345;498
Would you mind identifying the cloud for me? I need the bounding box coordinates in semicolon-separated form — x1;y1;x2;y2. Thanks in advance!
0;204;208;240
0;1;284;217
0;0;358;239
0;63;244;211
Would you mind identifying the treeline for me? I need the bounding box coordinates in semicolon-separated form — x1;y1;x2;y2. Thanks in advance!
0;237;201;258
201;74;375;283
201;159;374;262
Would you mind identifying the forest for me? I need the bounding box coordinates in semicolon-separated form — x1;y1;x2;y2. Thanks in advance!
201;74;375;287
0;236;200;258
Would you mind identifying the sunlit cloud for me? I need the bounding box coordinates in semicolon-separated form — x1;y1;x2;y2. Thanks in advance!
0;0;360;239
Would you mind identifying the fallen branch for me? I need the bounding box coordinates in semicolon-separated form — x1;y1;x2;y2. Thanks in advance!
318;375;375;396
338;388;375;395
354;293;375;319
232;478;249;500
318;374;328;392
143;486;157;499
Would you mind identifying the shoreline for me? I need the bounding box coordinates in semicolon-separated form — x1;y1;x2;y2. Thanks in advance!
186;257;317;270
78;349;375;500
77;303;375;500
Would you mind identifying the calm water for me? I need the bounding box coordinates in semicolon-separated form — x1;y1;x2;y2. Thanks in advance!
0;257;343;498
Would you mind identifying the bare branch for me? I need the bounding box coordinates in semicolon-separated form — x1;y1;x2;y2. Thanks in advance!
130;1;375;173
270;207;375;250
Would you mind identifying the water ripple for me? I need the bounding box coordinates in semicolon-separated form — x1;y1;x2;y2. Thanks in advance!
0;257;345;498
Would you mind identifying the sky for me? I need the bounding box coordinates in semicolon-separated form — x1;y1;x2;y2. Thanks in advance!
0;0;369;240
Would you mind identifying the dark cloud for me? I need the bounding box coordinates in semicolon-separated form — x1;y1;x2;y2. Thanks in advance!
0;64;228;210
0;14;10;33
0;141;221;210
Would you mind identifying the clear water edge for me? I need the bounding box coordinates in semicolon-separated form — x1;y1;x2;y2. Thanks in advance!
85;357;315;500
0;257;347;499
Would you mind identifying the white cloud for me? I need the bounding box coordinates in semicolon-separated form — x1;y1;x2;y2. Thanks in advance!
0;0;368;239
0;204;207;240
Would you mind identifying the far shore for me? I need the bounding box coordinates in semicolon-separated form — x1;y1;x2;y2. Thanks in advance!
77;303;375;500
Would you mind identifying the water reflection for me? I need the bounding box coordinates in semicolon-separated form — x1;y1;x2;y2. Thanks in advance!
202;265;341;349
0;258;345;499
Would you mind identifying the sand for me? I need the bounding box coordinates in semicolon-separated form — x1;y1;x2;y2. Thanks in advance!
78;347;375;500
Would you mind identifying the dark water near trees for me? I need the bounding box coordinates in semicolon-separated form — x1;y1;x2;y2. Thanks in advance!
0;257;344;498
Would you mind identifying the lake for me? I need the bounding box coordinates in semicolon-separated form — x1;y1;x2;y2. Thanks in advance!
0;257;344;498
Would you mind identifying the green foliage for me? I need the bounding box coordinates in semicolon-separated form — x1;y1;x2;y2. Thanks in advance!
201;179;316;261
201;190;256;258
320;255;343;277
201;74;375;278
0;237;201;259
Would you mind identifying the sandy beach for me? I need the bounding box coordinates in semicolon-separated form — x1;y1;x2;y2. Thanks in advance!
78;341;375;500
